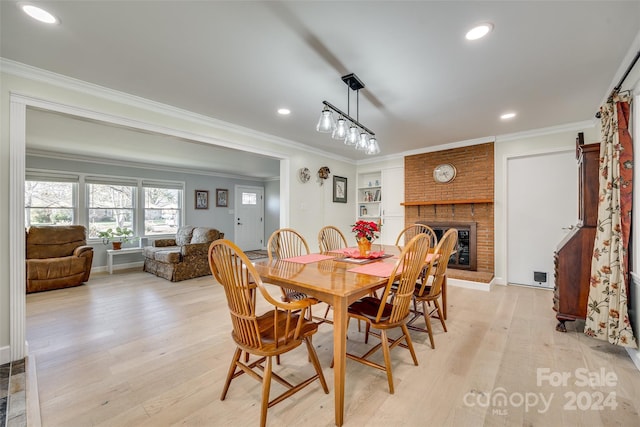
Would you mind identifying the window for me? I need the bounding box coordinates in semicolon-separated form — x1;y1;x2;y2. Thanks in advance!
25;179;76;226
242;192;257;205
87;181;135;239
26;170;184;238
144;183;182;236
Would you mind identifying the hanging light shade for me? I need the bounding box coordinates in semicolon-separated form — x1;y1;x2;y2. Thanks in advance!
332;116;348;140
316;73;380;155
366;137;380;155
356;131;369;150
345;124;359;146
316;106;335;133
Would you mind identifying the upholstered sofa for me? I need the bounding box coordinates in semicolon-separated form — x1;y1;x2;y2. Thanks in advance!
143;225;224;282
26;225;94;293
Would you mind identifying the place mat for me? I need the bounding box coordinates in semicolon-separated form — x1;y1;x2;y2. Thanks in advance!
426;253;440;263
283;253;335;264
348;261;403;278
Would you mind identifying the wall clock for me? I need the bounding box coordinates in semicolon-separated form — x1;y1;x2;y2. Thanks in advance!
298;167;311;183
433;163;457;183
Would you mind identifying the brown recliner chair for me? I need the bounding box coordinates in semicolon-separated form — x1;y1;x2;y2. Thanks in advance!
26;225;94;293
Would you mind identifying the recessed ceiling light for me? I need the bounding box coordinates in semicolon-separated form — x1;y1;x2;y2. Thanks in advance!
500;112;517;120
277;108;291;115
20;4;59;24
466;23;493;40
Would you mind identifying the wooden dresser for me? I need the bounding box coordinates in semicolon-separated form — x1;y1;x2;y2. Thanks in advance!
553;134;599;332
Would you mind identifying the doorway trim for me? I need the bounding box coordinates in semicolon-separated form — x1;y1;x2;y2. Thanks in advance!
8;93;288;360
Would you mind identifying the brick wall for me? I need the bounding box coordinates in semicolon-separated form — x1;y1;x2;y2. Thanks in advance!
404;142;494;273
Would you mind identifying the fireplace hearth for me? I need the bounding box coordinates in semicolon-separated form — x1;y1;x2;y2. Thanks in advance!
417;221;477;271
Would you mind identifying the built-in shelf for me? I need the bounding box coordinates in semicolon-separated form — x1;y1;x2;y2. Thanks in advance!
401;198;493;206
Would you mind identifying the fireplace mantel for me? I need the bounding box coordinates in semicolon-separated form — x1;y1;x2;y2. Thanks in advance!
401;198;493;206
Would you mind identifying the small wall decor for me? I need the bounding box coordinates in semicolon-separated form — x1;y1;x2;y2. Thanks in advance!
195;190;209;209
298;167;311;183
318;166;331;185
333;175;347;203
216;188;228;207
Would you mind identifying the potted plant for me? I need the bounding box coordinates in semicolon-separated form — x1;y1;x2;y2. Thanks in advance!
98;226;138;250
351;220;380;257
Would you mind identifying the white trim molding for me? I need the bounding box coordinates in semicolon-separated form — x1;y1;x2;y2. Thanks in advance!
3;59;355;165
448;277;494;292
9;96;27;361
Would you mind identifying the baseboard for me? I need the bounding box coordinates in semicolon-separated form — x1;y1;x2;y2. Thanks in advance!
0;345;10;364
447;277;493;292
492;276;507;286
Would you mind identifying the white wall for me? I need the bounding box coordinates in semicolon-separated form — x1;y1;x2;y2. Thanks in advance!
264;178;280;246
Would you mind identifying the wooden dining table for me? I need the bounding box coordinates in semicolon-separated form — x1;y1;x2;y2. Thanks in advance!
252;244;401;426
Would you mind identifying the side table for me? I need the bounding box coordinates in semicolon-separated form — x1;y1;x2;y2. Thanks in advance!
106;247;144;274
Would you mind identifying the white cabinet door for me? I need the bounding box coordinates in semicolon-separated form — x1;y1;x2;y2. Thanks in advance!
380;167;405;245
381;167;404;217
380;216;404;245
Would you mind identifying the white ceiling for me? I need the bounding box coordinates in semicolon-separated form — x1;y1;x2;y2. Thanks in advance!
2;1;640;172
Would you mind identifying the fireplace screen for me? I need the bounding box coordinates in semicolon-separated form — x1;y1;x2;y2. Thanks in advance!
418;221;477;271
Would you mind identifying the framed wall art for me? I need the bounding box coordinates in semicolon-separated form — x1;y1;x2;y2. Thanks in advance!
195;190;209;209
216;188;229;207
333;176;347;203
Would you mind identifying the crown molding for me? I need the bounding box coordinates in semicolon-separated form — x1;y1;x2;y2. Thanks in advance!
1;58;356;165
2;58;602;166
26;148;270;182
495;120;596;143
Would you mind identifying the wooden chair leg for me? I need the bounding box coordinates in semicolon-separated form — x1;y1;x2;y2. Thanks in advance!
304;337;329;393
422;300;435;349
364;322;371;344
260;356;273;427
401;323;419;366
221;347;242;400
379;329;394;394
434;300;447;332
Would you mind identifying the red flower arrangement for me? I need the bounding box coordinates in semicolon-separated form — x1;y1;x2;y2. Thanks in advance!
352;220;380;241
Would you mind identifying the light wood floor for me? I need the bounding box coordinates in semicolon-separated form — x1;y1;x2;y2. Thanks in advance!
26;270;640;426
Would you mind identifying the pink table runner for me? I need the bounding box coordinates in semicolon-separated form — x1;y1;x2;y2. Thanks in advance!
348;261;402;278
283;253;335;264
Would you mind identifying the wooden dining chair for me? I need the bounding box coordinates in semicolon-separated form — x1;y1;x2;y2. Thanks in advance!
317;225;348;253
208;239;329;427
316;225;349;324
395;223;438;248
267;228;315;317
407;228;458;348
345;233;431;394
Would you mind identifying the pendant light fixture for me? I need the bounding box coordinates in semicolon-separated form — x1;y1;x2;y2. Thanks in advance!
316;73;380;155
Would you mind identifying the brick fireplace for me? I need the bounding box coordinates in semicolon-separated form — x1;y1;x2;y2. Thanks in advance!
404;142;494;276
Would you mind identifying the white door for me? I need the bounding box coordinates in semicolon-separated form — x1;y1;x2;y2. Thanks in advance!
380;167;405;245
234;185;264;251
507;151;577;288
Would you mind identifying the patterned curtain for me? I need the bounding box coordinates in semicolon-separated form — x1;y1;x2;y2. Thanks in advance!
585;92;637;348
